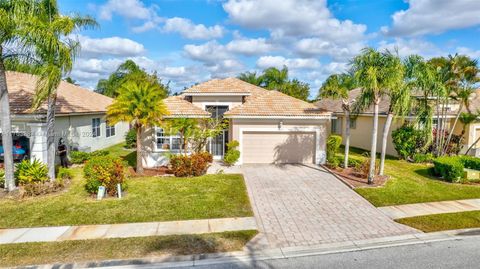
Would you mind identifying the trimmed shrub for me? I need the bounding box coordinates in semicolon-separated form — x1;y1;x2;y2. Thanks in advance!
57;167;74;180
224;140;240;166
14;159;48;185
70;150;109;164
170;152;213;177
433;156;464;182
326;135;342;167
84;156;127;196
392;125;424;159
413;153;434;163
125;128;137;148
460;156;480;171
0;168;4;188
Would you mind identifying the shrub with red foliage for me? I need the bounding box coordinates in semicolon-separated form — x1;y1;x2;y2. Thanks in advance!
170;152;213;177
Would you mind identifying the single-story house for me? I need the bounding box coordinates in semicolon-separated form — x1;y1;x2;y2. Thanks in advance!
0;71;129;164
315;88;480;157
141;78;332;167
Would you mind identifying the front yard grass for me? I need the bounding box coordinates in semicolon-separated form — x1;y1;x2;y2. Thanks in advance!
396;211;480;232
0;168;253;228
340;147;480;207
0;230;258;267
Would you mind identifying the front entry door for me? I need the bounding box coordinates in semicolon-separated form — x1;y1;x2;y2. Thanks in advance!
205;105;229;159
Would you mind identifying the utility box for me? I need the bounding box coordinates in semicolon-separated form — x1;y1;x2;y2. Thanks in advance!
463;168;480;181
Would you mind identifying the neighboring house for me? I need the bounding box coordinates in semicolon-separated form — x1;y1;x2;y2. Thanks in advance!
0;71;129;164
316;88;480;157
142;78;331;167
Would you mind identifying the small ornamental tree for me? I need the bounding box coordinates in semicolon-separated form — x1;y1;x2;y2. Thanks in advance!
224;140;240;166
326;135;342;167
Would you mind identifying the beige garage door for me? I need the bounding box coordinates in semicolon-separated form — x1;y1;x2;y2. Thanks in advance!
242;132;315;164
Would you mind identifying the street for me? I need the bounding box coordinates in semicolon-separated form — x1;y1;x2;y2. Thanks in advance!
107;236;480;269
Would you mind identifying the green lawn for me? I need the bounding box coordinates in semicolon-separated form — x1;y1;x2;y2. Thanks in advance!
340;147;480;207
396;211;480;232
0;168;253;228
0;231;257;267
104;142;136;167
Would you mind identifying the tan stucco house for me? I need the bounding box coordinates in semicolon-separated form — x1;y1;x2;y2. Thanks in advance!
316;88;480;157
141;78;332;167
0;71;129;164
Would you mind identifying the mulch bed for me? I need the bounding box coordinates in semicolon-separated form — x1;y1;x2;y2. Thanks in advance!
325;166;388;188
128;166;173;177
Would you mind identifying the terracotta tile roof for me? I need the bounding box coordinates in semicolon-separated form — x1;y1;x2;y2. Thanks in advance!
163;96;211;118
316;88;458;116
183;77;265;96
7;71;113;115
224;90;330;118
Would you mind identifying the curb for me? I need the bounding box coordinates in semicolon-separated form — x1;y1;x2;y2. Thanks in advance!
10;227;480;269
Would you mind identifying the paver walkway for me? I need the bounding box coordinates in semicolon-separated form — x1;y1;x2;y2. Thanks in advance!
379;199;480;219
0;217;256;244
242;164;416;248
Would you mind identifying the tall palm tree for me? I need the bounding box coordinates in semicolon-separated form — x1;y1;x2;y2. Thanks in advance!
319;73;355;168
26;0;97;180
107;81;169;174
0;0;40;191
352;48;402;184
261;66;289;91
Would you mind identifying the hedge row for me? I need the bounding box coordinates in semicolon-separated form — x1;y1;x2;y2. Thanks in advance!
433;156;480;182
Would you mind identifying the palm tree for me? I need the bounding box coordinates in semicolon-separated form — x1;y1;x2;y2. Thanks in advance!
352;48;403;184
237;71;262;86
319;73;355;168
442;55;479;155
262;66;289;91
0;0;41;191
26;0;97;180
107;81;169;174
163;118;198;156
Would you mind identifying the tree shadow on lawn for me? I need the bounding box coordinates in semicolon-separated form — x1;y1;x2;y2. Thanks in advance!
122;151;137;168
413;167;447;183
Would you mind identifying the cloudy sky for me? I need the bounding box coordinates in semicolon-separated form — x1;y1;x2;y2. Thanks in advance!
60;0;480;98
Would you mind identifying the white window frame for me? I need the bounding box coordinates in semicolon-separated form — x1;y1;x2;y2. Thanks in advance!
92;118;101;138
106;121;116;138
154;127;182;152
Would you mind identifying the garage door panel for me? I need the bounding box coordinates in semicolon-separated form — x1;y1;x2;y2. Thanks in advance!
243;132;315;164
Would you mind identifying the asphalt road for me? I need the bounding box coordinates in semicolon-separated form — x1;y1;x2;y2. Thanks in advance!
186;237;480;269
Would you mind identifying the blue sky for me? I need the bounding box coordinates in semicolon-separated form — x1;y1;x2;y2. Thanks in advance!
59;0;480;98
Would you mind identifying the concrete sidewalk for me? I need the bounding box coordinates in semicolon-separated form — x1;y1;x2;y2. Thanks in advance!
379;199;480;219
0;217;257;244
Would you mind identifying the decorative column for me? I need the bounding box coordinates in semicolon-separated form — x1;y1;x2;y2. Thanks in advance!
27;123;48;164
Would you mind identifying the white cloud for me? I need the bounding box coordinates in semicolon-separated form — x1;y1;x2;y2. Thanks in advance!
183;41;231;64
226;37;274;56
295;38;364;60
256;56;320;70
378;38;443;58
163;17;225;39
223;0;366;43
99;0;154;20
76;35;145;57
456;47;480;59
383;0;480;36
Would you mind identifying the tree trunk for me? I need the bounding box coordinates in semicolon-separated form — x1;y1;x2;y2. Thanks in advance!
136;125;144;174
379;113;393;176
435;95;440;156
465;136;480;156
0;57;15;191
442;103;463;155
368;101;379;184
46;94;56;181
344;108;350;168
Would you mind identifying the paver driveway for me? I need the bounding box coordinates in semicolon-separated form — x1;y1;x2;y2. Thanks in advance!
242;164;416;248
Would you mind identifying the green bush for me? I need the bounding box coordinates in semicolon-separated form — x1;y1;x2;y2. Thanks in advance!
413;153;434;163
338;156;362;169
460;156;480;170
433;156;464;182
224;140;240;166
57;167;74;180
0;168;4;188
84;156;127;196
392;125;424;159
125;128;137;148
326;135;342;167
70;150;109;164
14;159;49;185
170;152;213;177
